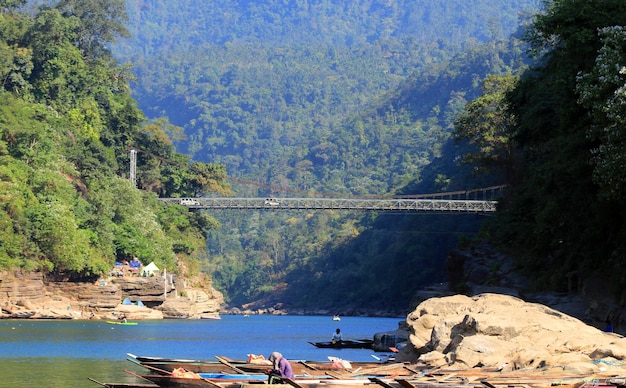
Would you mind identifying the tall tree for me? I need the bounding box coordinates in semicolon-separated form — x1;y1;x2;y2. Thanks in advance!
495;0;626;290
55;0;129;61
576;26;626;200
453;74;518;183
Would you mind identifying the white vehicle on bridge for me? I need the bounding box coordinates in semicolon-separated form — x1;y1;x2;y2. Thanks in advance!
179;198;200;206
264;198;280;206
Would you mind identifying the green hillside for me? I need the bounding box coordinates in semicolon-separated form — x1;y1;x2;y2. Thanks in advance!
0;0;226;281
491;0;626;296
11;1;624;316
112;0;538;312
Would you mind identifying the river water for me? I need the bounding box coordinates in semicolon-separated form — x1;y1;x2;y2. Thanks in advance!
0;314;404;387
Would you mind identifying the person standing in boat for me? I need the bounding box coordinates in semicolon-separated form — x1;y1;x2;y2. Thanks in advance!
331;328;343;344
267;352;294;383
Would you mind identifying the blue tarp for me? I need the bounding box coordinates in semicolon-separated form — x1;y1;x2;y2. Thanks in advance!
122;297;145;306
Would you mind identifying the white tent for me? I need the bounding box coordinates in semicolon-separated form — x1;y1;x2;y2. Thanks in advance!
142;261;160;277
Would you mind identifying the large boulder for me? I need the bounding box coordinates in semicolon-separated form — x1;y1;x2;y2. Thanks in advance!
397;293;626;372
114;303;163;320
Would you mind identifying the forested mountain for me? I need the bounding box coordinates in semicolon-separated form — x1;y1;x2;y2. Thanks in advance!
115;0;537;197
3;0;624;318
111;1;539;312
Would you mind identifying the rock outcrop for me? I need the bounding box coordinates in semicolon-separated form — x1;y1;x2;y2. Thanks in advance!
411;243;615;331
0;270;223;320
397;293;626;374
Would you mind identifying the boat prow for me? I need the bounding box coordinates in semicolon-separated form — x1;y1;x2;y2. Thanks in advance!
106;321;138;325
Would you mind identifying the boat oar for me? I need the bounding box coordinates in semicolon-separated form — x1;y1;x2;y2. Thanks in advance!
87;377;107;387
282;378;304;388
214;355;246;374
124;369;159;384
299;360;318;370
369;377;397;388
132;362;173;376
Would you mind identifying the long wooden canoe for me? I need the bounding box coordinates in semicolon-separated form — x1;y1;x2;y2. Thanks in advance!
126;353;400;376
309;340;373;349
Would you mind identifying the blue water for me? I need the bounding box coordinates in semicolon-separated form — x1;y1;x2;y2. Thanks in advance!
0;315;404;387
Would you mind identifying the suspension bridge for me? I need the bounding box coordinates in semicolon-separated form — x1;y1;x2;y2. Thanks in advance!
130;148;503;213
156;186;504;213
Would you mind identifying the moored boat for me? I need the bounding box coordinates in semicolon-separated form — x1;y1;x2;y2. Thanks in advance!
309;339;373;349
88;377;158;388
125;369;379;388
126;353;401;377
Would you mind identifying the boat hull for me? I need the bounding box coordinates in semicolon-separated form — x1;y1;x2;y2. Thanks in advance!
308;340;373;349
126;353;395;376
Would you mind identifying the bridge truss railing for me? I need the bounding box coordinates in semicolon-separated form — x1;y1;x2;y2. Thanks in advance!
157;197;497;213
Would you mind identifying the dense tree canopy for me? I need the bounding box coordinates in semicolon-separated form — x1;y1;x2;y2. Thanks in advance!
0;0;227;280
453;74;518;183
491;0;626;292
10;0;624;314
113;0;536;310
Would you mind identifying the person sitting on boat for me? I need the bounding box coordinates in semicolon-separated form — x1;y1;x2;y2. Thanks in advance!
267;351;294;383
331;328;343;344
118;313;127;323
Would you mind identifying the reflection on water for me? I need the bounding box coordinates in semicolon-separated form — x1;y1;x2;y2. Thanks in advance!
2;358;147;387
0;315;403;387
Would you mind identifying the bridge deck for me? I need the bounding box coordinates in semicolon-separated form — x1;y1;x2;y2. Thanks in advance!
158;197;497;212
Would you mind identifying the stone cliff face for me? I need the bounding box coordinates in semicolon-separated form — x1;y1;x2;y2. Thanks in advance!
0;270;223;320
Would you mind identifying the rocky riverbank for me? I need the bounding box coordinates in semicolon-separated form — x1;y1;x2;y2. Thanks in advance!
0;270;223;320
1;241;619;329
396;293;626;374
408;242;622;334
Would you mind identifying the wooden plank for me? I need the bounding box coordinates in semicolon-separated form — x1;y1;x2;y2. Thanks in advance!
325;371;348;379
299;361;318;371
282;378;304;388
369;377;396;388
132;362;174;376
215;355;247;374
200;378;226;388
88;378;107;387
395;379;416;388
481;380;497;388
123;370;156;383
349;363;408;377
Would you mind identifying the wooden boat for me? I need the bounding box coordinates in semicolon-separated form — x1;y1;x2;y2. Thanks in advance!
125;369;380;388
122;359;626;388
309;339;373;349
88;377;158;388
107;321;139;325
127;353;398;376
127;353;268;374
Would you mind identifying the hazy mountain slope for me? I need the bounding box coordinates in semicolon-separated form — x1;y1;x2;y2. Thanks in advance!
114;0;539;198
111;0;537;311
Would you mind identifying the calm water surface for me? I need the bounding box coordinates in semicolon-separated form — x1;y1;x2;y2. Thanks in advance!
0;315;403;387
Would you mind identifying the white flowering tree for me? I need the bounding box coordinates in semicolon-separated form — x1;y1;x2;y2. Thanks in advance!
576;26;626;200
